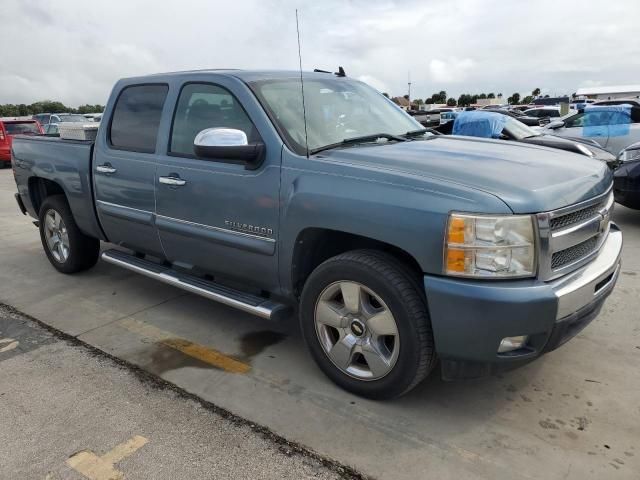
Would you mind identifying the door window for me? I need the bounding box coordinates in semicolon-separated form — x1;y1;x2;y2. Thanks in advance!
170;83;258;156
109;84;169;153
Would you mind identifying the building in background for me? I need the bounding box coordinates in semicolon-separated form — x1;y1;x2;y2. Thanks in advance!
391;96;411;111
575;85;640;100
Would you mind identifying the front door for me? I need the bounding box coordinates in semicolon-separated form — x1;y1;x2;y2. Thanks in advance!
154;81;281;291
93;84;169;256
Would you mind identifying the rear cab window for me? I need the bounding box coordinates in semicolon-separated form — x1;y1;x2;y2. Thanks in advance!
109;84;169;153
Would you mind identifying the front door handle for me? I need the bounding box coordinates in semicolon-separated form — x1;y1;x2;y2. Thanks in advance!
96;164;117;174
159;176;187;186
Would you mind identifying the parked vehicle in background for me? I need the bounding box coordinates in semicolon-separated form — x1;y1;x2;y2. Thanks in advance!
524;107;561;119
11;69;621;399
436;110;616;166
407;110;438;127
83;113;103;122
511;105;536;112
0;119;44;166
613;141;640;209
37;113;89;135
34;113;88;125
484;107;545;126
543;105;640;155
32;113;53;125
570;99;596;111
593;99;640;108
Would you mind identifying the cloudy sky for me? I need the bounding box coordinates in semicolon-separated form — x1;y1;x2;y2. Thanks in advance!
2;0;639;106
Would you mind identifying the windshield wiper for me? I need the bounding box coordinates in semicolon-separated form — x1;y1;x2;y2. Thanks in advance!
309;133;407;155
403;128;439;138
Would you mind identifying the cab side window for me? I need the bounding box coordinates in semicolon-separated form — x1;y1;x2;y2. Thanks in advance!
170;83;258;156
109;84;169;153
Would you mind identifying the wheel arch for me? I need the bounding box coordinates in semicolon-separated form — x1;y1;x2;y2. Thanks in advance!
28;177;65;215
290;227;424;298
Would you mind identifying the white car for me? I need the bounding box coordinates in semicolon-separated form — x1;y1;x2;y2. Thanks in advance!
542;105;640;155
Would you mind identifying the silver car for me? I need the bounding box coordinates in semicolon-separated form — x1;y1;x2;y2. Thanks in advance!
542;105;640;155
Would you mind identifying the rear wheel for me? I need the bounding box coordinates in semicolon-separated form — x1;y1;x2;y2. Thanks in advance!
38;195;100;273
300;250;436;399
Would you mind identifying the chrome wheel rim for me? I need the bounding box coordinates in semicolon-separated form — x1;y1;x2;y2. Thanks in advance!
44;209;70;263
314;281;400;381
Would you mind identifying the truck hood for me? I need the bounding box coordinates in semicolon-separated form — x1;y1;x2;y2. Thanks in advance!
320;136;612;213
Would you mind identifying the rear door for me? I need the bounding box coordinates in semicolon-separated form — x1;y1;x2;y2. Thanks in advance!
154;80;281;291
93;84;169;256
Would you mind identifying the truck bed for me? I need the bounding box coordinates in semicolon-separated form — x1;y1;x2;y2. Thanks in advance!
12;135;105;240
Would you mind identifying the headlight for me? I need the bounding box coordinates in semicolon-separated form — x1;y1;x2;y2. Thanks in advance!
444;213;536;278
618;148;640;163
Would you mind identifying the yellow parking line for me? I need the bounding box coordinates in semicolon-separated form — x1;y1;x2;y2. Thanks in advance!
66;435;148;480
119;318;250;374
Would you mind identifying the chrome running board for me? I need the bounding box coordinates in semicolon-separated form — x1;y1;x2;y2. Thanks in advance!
101;249;289;321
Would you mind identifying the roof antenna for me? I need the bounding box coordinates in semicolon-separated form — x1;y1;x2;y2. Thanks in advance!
296;9;310;158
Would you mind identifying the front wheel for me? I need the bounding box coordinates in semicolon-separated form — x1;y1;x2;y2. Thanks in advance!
38;195;100;273
300;250;436;399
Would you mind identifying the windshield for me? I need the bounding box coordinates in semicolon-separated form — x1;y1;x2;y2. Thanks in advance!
58;114;87;123
503;116;539;139
251;77;422;155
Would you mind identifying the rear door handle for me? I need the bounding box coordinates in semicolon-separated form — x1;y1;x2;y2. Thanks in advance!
96;164;117;174
159;176;186;186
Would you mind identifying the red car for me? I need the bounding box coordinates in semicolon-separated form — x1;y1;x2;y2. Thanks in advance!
0;119;44;167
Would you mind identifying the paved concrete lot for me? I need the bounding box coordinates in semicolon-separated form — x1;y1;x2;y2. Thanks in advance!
0;306;344;479
0;168;639;479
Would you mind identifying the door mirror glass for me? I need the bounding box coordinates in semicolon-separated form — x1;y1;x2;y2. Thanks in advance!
194;128;265;169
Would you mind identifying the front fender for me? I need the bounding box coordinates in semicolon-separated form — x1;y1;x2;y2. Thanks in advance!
278;150;511;293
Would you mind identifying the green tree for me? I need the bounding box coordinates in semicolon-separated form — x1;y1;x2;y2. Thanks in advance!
532;87;541;97
508;92;521;104
446;97;457;106
487;93;495;99
478;93;487;99
521;95;533;105
382;92;389;98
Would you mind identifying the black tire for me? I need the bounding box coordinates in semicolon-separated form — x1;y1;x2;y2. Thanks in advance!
38;195;100;273
300;249;436;399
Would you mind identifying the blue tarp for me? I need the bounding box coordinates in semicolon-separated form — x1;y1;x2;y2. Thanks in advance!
584;104;632;137
452;111;507;138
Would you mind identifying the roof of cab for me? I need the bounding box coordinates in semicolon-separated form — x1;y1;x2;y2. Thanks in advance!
125;69;350;84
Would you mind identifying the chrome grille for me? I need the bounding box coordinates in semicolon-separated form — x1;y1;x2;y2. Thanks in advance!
537;189;614;280
550;204;601;231
551;237;599;269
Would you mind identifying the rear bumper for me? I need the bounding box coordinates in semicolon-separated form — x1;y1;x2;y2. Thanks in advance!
424;226;622;380
0;149;10;162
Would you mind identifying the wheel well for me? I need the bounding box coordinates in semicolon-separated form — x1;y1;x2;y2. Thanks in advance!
28;177;65;215
291;228;423;297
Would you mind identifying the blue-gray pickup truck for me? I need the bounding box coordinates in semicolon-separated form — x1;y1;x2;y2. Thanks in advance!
11;70;622;399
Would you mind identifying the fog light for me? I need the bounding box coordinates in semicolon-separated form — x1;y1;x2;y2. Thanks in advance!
498;335;529;353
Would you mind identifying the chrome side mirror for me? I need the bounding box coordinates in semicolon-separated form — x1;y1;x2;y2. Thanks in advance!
193;128;265;169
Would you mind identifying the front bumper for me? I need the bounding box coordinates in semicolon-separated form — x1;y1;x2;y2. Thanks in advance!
424;225;622;380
